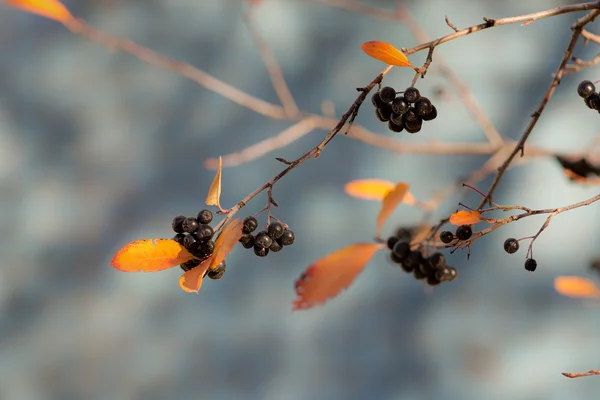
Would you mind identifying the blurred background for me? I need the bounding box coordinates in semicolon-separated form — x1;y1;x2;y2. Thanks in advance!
1;0;599;399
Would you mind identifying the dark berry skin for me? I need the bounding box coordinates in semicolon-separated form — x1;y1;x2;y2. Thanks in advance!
395;228;412;242
379;103;393;120
392;241;411;261
243;216;258;234
207;261;226;280
183;234;198;252
372;91;385;108
421;105;437;121
180;259;200;272
390;112;404;126
172;233;186;245
403;108;419;123
197;209;213;225
172;215;186;234
196;224;214;241
426;274;441;286
379;86;396;103
390;252;404;264
427;253;446;269
413;267;427;280
182;217;199;234
577;80;596;98
254;231;273;249
403;87;421;103
200;240;215;255
404;119;422;134
387;236;399;250
376;108;389;122
404;250;424;269
588;93;600;110
279;229;295;246
503;238;519;254
455;225;473;241
415;97;433;116
435;266;453;282
440;231;454;244
525;258;537;272
388;120;404;133
269;240;283;252
254;245;269;257
240;233;255;249
268;222;285;240
448;267;458;281
392;97;409;114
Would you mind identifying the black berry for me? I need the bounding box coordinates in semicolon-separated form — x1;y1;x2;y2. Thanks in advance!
413;267;427;280
254;231;273;249
279;229;295;246
372;91;385;108
426;274;441;286
390;112;404;126
577;80;596;98
404;250;423;270
172;233;186;245
388;120;404;133
403;108;420;123
503;238;519;254
172;215;186;233
440;231;454;244
455;225;473;241
435;266;453;282
254;245;269;257
387;236;399;250
391;97;409;114
415;97;433;116
588;93;600;110
390;252;404;265
421;105;437;121
395;227;413;242
240;233;255;249
378;103;393;121
269;240;283;252
180;259;200;272
427;253;446;269
196;209;213;225
182;217;199;233
183;234;198;252
376;108;389;122
404;119;422;134
243;216;258;234
392;241;411;261
196;224;214;241
448;267;458;281
207;261;226;280
268;222;285;240
525;258;537;272
200;240;215;255
379;86;396;103
403;87;421;103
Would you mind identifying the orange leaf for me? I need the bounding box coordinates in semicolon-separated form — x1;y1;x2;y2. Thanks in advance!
206;156;224;212
293;242;384;310
179;257;213;294
361;41;414;68
5;0;72;23
449;210;482;226
554;276;600;299
111;239;194;272
345;179;395;201
403;192;417;206
376;182;410;237
209;218;243;270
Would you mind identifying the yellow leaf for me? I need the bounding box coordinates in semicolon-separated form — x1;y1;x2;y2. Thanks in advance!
179;257;213;293
449;210;482;226
293;242;384;310
345;179;395;201
209;218;243;270
206;156;224;211
376;182;410;237
110;239;193;272
554;276;600;299
5;0;72;23
361;41;414;68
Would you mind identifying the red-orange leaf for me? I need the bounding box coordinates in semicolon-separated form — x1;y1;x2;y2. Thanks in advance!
293;242;384;310
111;239;194;272
209;218;243;270
554;276;600;299
5;0;72;23
345;179;395;201
449;210;482;226
206;156;224;212
361;41;414;68
376;182;410;237
179;257;213;294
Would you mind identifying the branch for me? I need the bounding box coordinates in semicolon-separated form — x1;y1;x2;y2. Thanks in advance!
562;369;600;378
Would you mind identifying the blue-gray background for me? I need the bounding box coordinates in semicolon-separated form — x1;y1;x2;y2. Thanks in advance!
1;0;599;399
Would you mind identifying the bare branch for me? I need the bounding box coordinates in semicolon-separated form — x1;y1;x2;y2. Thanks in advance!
562;369;600;378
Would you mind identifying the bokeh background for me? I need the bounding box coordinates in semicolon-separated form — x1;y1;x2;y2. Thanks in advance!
1;0;599;399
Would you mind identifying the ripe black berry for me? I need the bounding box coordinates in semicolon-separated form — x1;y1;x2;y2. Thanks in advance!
404;250;424;270
269;240;282;252
421;105;437;121
413;267;427;280
172;233;185;245
376;108;388;122
435;266;453;282
525;258;537;272
455;225;473;241
371;91;385;108
379;86;396;103
577;80;596;98
196;224;214;241
503;238;519;254
279;229;295;246
240;233;255;249
254;231;273;249
392;97;409;114
440;231;454;244
378;103;393;121
427;274;441;286
389;252;404;264
207;261;226;280
448;267;458;281
183;234;198;252
200;240;215;255
415;97;433;116
404;119;422;134
197;209;213;225
427;253;446;269
254;245;269;257
403;87;421;103
172;215;186;233
180;259;200;272
387;236;399;250
182;217;199;233
243;216;258;234
390;112;404;126
392;241;411;261
267;222;285;240
388;120;404;133
588;93;600;110
403;108;420;123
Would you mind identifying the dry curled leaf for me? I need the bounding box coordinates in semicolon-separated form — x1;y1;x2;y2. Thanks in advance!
361;41;414;68
111;239;193;272
345;179;395;201
206;156;224;211
209;218;243;270
5;0;72;22
293;242;384;310
376;182;410;237
449;210;482;226
554;276;600;299
179;257;213;294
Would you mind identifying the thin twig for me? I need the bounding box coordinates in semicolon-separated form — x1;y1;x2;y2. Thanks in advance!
565;52;600;75
582;29;600;43
562;369;600;378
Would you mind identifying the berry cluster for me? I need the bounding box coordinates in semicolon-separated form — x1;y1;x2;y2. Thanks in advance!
171;210;225;279
387;228;457;286
577;80;600;113
372;86;438;134
238;216;295;257
439;224;473;244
